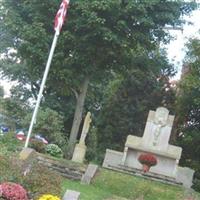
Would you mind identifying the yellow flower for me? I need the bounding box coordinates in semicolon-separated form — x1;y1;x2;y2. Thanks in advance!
38;194;60;200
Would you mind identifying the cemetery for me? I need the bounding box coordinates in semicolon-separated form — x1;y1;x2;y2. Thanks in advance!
0;107;199;200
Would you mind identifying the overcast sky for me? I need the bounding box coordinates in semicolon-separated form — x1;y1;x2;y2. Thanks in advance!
1;7;200;97
166;9;200;79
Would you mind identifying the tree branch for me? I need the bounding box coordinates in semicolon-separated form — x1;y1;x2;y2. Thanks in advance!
71;87;78;100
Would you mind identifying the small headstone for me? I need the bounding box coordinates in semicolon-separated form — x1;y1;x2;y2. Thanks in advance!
19;148;36;160
62;190;80;200
81;164;98;184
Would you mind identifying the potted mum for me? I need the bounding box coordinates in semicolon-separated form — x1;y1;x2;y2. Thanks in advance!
0;182;28;200
138;153;157;173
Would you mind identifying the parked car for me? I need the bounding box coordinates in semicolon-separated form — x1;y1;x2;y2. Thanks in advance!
15;130;48;144
0;125;9;134
34;134;48;144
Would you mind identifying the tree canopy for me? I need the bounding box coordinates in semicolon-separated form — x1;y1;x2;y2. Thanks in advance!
0;0;196;155
175;37;200;192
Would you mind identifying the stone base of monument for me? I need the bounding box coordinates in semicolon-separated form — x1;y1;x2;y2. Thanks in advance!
122;135;182;178
72;143;87;163
103;149;194;187
102;149;181;185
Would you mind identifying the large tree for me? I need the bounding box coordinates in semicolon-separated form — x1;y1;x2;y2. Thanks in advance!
0;0;195;155
175;38;200;192
95;49;176;159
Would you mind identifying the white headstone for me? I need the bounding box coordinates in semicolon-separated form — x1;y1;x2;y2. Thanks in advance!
62;190;80;200
81;164;98;184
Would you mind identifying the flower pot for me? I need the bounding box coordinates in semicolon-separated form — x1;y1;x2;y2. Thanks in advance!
142;164;150;173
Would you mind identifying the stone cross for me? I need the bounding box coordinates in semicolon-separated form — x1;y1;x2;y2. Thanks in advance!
79;112;92;144
152;107;169;146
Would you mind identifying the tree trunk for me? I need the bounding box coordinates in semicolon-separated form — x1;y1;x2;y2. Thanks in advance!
170;115;180;143
68;76;89;157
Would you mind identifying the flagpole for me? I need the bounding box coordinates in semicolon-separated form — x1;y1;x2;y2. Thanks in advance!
24;32;59;148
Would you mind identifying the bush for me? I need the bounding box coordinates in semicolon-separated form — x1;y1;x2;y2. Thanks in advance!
22;108;65;145
23;163;62;199
29;139;46;153
38;194;60;200
0;132;22;154
45;144;63;158
0;155;62;199
0;155;22;183
0;182;28;200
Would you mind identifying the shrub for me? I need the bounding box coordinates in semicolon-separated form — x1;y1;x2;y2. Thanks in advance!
23;163;62;199
38;194;60;200
0;155;62;199
0;182;28;200
22;108;65;145
0;155;22;183
45;144;63;158
0;132;22;153
29;139;46;153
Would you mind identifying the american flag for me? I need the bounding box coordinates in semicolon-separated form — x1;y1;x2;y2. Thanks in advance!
54;0;70;35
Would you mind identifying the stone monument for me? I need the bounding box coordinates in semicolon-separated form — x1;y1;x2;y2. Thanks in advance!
72;112;92;163
103;107;194;187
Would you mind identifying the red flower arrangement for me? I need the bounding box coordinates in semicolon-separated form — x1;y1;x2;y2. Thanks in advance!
138;153;157;173
0;182;28;200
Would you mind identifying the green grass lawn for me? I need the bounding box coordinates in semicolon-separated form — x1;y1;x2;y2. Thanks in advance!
62;169;200;200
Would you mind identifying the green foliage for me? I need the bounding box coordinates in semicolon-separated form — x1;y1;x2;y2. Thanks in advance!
29;139;46;153
23;163;62;199
22;108;65;146
0;155;62;199
96;59;176;159
0;155;22;183
0;132;22;154
0;97;29;129
0;0;194;149
85;127;98;162
45;144;63;158
175;37;200;192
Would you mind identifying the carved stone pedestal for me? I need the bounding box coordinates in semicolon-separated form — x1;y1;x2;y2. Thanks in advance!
72;143;87;163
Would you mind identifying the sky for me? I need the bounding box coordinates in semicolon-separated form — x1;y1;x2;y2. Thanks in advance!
166;9;200;79
0;7;200;97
